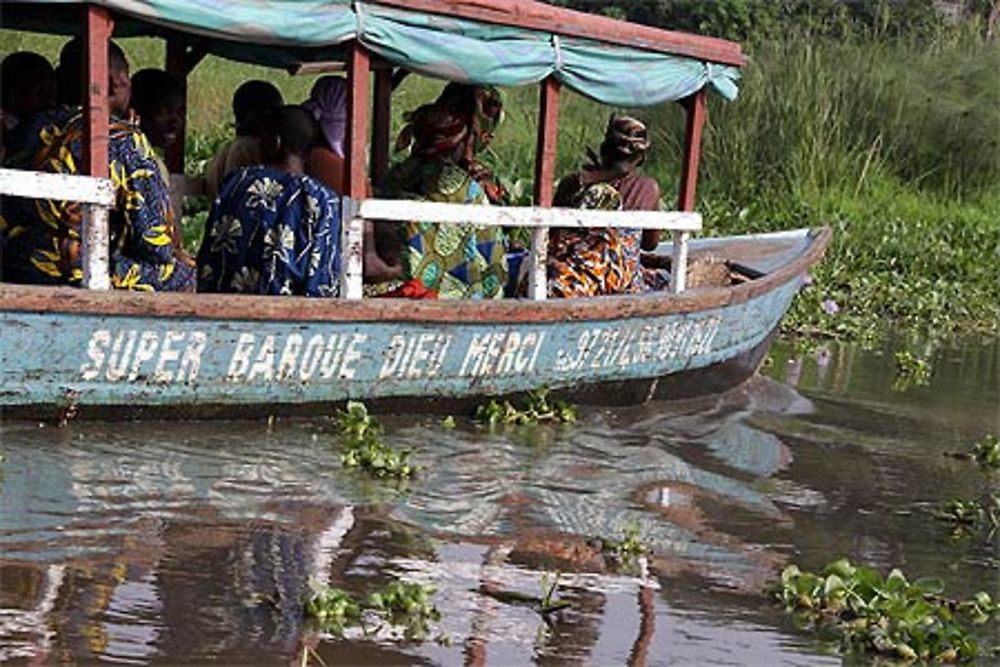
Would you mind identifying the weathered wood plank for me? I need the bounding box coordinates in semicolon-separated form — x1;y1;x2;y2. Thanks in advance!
0;168;115;206
670;231;689;294
355;199;702;231
345;43;370;199
530;77;560;301
82;5;112;178
371;68;393;188
372;0;745;66
677;91;707;212
81;204;111;290
0;280;797;411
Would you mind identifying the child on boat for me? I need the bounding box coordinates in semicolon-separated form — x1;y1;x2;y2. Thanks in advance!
1;39;194;292
548;116;663;297
203;80;284;199
196;105;341;297
379;83;509;299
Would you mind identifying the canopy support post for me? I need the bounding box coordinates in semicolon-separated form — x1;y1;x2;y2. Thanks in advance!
529;76;560;301
164;37;206;175
672;90;706;294
371;67;392;189
82;4;113;291
342;42;370;300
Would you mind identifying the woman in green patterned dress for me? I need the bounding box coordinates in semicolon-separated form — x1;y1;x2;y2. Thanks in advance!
379;84;508;300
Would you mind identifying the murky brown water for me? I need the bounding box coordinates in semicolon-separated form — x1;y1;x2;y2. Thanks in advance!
1;337;997;665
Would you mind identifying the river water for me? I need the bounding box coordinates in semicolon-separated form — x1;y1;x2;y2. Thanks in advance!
1;338;997;665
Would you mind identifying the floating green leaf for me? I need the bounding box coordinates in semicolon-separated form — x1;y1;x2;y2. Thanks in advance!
473;388;576;427
768;559;999;662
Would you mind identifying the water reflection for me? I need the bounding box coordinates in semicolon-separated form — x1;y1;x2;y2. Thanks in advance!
2;337;995;664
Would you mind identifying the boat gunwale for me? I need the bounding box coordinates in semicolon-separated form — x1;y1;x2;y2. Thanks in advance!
0;227;831;325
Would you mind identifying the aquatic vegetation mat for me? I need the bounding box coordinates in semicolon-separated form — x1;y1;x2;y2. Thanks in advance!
335;402;416;480
304;580;442;642
473;388;577;426
769;559;999;662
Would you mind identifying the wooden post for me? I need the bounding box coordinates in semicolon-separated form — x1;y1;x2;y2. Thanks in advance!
528;76;560;301
371;67;392;189
672;90;706;294
341;43;370;300
82;4;113;290
677;90;706;212
164;38;190;175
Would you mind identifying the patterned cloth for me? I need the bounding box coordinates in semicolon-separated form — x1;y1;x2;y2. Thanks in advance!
381;84;508;300
381;156;507;300
547;179;644;298
197;166;340;297
1;105;194;291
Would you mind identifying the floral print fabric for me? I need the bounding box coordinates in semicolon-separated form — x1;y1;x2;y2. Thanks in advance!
547;180;643;298
381;156;507;300
197;166;341;297
1;105;194;291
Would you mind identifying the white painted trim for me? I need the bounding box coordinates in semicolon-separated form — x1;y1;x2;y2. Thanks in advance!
82;204;111;290
340;197;364;299
670;230;689;294
0;168;115;206
356;198;702;232
527;227;548;301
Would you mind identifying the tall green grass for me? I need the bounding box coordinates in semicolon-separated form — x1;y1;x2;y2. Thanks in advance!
2;29;998;340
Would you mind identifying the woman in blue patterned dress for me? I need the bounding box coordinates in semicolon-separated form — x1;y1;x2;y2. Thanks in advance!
196;106;341;297
1;39;194;291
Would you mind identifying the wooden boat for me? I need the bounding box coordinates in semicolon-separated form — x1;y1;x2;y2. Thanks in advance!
0;1;831;418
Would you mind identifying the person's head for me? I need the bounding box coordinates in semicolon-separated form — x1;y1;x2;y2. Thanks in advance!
232;80;283;137
1;51;56;119
598;115;650;169
56;38;131;115
260;105;318;171
129;69;184;150
396;83;503;161
302;76;347;157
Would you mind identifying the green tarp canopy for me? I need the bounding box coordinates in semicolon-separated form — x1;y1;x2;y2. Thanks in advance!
2;0;741;105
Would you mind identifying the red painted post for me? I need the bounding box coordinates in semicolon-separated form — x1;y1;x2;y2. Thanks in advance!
528;76;561;300
533;77;560;206
345;43;370;199
677;90;707;211
371;67;392;189
164;38;189;175
82;4;113;177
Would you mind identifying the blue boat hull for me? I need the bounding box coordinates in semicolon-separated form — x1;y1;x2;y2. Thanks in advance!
0;229;829;419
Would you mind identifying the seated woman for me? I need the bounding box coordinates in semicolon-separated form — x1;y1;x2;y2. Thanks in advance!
548;116;661;298
129;68;193;265
379;83;508;299
196;106;340;297
204;80;284;199
301;77;400;284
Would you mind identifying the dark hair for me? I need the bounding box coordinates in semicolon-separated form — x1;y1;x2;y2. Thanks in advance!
1;51;54;109
130;68;183;116
599;115;651;167
56;37;128;105
232;80;283;134
262;105;317;161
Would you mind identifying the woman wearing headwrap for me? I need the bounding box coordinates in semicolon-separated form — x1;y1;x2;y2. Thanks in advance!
379;83;508;299
548;116;661;298
303;76;348;193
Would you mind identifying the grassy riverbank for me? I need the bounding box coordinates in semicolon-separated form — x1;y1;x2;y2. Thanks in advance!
3;30;998;343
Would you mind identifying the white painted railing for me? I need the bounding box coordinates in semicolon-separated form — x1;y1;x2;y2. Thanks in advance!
0;168;116;290
342;197;702;300
0;168;702;299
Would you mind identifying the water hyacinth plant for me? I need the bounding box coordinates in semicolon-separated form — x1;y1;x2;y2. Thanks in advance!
473;388;577;426
769;559;999;662
335;402;416;480
304;580;441;641
591;522;651;574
